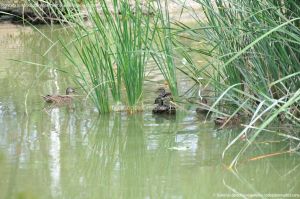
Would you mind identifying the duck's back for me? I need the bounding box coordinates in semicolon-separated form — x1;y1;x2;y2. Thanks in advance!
43;95;72;104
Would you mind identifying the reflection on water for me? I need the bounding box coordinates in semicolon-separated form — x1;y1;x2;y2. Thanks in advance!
0;24;299;199
49;108;61;198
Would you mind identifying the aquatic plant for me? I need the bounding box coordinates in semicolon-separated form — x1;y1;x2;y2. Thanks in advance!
58;0;159;112
172;0;300;166
26;0;182;112
150;0;178;97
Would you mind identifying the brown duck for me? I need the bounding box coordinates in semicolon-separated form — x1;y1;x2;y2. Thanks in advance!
195;98;210;115
153;87;176;114
214;114;240;126
152;97;176;114
154;87;172;104
43;87;75;104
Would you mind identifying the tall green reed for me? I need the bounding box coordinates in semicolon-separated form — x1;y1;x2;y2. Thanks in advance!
151;0;178;97
172;0;300;166
106;0;156;107
191;0;299;98
26;0;182;112
53;0;159;112
174;0;300;113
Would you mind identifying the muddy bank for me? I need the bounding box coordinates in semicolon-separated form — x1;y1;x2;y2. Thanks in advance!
0;0;78;24
80;1;202;23
0;0;202;25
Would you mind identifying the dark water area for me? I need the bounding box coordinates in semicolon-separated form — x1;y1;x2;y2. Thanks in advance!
0;24;299;199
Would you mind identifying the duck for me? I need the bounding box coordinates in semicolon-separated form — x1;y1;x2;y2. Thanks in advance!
152;88;176;114
154;87;172;104
195;98;210;115
43;87;75;104
152;104;168;114
214;114;240;126
152;101;176;114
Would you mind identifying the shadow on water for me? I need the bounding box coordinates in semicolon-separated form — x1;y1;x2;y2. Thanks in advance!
0;25;299;199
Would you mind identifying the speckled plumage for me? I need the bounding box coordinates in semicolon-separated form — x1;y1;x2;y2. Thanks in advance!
152;88;176;114
43;87;75;104
214;115;240;126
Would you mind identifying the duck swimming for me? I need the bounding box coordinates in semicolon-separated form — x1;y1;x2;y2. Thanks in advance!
153;87;176;114
154;87;172;104
152;97;176;114
195;98;210;115
214;114;240;127
43;87;75;104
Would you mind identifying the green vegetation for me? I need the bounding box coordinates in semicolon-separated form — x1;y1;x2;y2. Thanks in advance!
27;0;182;111
151;1;178;97
58;0;162;112
174;0;300;166
28;0;299;164
51;0;183;112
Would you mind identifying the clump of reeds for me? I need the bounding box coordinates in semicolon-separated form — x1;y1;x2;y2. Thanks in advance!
59;0;160;112
174;0;300;167
27;0;181;113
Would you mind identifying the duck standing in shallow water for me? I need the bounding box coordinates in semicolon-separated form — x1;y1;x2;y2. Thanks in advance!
43;87;76;104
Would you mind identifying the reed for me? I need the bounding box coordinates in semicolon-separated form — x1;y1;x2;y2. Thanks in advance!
56;0;159;112
173;0;300;165
26;0;181;112
150;0;178;97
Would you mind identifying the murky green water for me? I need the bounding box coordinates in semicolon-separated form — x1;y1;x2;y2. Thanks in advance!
0;24;299;199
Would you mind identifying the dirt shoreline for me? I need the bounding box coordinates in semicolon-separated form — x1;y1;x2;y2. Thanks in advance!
0;0;202;24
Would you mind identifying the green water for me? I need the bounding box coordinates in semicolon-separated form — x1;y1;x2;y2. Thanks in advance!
0;24;299;199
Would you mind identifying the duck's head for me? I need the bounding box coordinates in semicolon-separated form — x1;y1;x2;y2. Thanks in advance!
156;87;166;95
66;87;76;95
201;98;208;104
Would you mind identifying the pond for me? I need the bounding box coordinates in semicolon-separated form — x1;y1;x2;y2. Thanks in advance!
0;24;299;199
